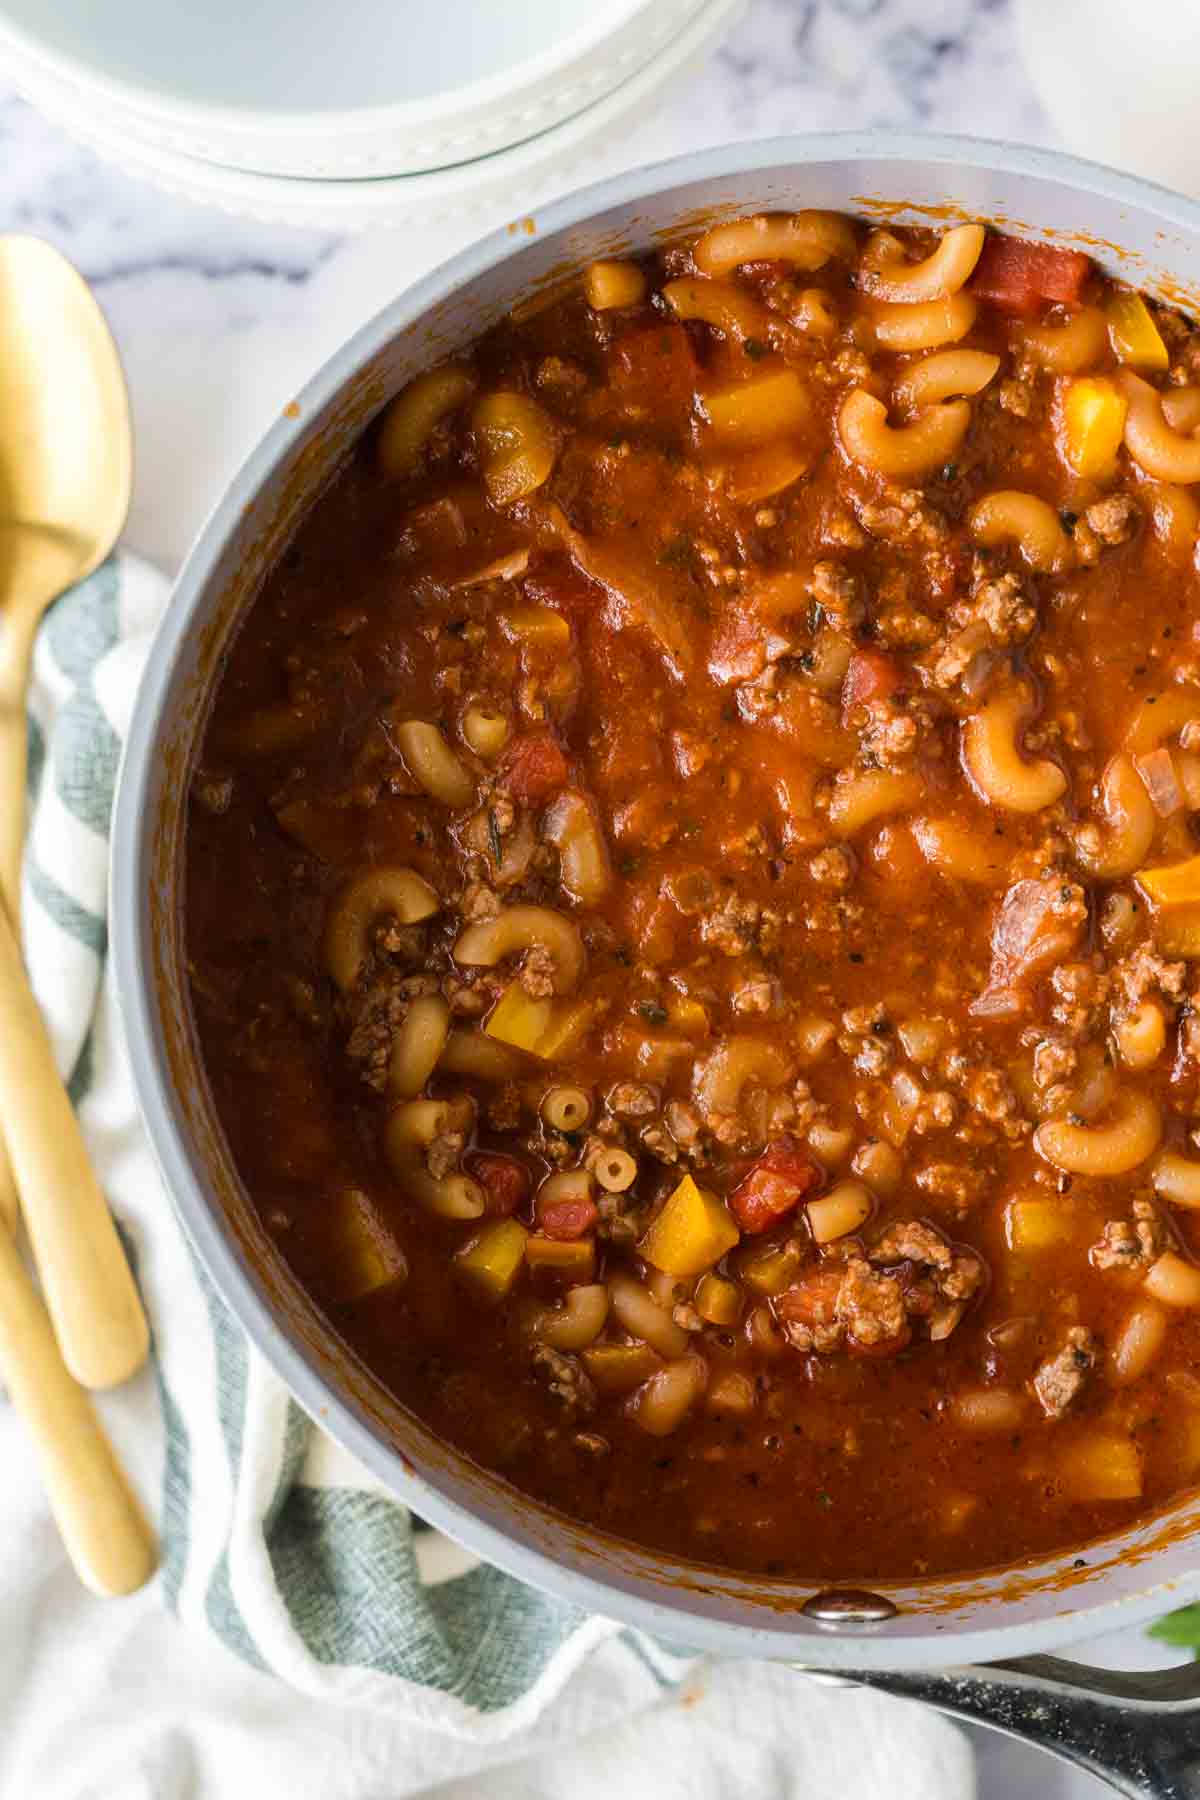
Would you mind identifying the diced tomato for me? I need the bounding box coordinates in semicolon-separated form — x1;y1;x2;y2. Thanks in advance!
729;1137;822;1235
842;648;903;713
522;557;602;622
776;1267;843;1331
499;729;569;804
467;1152;531;1218
708;604;767;686
970;235;1092;317
608;322;699;415
537;1197;599;1240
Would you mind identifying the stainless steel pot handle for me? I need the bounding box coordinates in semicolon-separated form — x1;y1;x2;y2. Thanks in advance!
795;1655;1200;1798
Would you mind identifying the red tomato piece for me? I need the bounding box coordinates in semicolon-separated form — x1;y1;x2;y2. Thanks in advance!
538;1197;599;1240
522;558;601;622
842;648;903;713
468;1153;531;1218
970;235;1092;317
709;604;768;685
608;322;699;415
776;1266;843;1331
729;1138;822;1235
500;729;569;804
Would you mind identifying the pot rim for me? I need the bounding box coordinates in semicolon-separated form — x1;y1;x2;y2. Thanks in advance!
111;129;1200;1668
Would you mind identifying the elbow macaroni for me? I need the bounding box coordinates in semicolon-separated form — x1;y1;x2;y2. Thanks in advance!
962;685;1068;815
1035;1088;1162;1176
859;222;985;304
454;904;585;994
693;210;857;277
969;490;1074;573
837;389;970;479
324;866;440;992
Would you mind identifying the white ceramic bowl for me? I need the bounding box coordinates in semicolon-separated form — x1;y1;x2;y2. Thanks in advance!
0;0;712;178
3;0;741;227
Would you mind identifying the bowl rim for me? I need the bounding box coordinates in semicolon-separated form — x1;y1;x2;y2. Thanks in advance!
0;0;700;140
112;129;1200;1668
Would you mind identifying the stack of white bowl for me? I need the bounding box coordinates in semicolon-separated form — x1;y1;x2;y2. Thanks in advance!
0;0;742;228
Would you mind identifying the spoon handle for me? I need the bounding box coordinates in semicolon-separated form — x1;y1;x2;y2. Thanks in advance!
0;899;149;1388
0;1217;156;1593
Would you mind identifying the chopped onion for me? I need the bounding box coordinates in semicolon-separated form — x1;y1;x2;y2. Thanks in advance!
1134;746;1184;818
451;548;530;589
969;986;1023;1019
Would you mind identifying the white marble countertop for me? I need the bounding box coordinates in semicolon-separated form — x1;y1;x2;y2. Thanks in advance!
0;2;1189;1794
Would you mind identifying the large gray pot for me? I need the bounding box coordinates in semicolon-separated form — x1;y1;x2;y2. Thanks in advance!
111;133;1200;1795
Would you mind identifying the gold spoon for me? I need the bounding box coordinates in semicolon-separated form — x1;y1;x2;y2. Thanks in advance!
0;237;154;1591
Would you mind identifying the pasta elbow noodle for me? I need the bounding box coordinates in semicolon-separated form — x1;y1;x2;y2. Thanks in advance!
584;259;645;311
969;490;1074;572
911;814;1005;884
324;866;440;992
543;789;612;906
962;685;1068;814
892;348;1000;412
384;1097;484;1219
693;210;857;277
1072;753;1155;878
394;719;475;808
378;365;476;479
838;389;970;479
388;995;450;1099
860;222;985;303
439;1027;530;1080
1019;306;1107;373
1145;1251;1200;1309
472;390;558;504
536;1284;609;1351
1152;1151;1200;1210
1035;1088;1162;1176
661;276;773;343
461;704;510;760
867;293;977;352
1121;371;1200;483
1123;688;1200;754
454;904;585;994
829;769;924;836
694;1036;794;1115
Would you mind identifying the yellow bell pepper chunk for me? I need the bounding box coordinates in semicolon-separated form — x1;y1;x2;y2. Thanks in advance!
525;1236;596;1281
1061;375;1128;479
499;605;571;649
638;1173;740;1277
1108;290;1169;372
327;1191;403;1302
703;370;812;446
1136;854;1200;909
737;1239;805;1296
1156;906;1200;958
1062;1432;1142;1502
455;1218;529;1301
695;1271;742;1326
1005;1197;1073;1252
582;1342;662;1395
666;993;710;1039
536;999;595;1061
485;980;553;1055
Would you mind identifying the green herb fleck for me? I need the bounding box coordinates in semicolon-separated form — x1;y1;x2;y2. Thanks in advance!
817;1490;833;1509
618;853;642;877
638;1001;668;1026
487;808;503;869
680;817;701;837
941;462;959;482
1151;1604;1200;1654
1061;509;1079;534
743;337;769;361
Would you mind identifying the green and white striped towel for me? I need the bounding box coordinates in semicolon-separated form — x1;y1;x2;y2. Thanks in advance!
6;552;973;1799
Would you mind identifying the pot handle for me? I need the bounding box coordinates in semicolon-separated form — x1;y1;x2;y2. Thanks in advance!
794;1654;1200;1798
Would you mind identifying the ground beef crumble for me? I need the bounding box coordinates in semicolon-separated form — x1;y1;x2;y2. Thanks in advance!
1032;1326;1097;1419
1092;1199;1167;1271
532;1346;596;1417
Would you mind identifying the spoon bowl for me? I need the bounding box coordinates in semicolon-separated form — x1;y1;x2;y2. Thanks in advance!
0;234;131;900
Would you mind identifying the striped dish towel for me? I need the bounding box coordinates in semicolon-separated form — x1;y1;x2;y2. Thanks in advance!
11;552;974;1798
